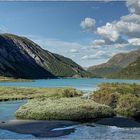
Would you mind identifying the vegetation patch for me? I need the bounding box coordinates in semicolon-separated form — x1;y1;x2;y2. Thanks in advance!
91;92;119;109
116;94;140;118
107;57;140;79
0;76;33;82
0;87;83;101
16;97;114;121
91;83;140;118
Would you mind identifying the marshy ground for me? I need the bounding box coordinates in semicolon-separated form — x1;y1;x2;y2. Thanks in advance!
0;83;140;138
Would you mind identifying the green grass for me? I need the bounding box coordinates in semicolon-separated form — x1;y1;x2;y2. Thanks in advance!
91;83;140;118
0;87;83;101
16;97;114;121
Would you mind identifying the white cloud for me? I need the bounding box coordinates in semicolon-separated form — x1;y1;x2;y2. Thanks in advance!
92;39;105;46
110;43;129;48
96;0;140;44
27;35;136;67
97;20;140;43
70;49;79;53
128;38;140;46
81;55;91;60
121;14;140;23
42;39;84;49
30;36;86;52
97;22;119;42
80;17;96;32
126;0;140;14
90;39;105;49
81;54;99;60
81;50;111;60
27;35;90;61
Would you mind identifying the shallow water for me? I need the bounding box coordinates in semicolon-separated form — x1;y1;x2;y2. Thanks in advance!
0;129;35;139
0;100;26;121
0;100;36;139
0;78;140;139
60;124;140;140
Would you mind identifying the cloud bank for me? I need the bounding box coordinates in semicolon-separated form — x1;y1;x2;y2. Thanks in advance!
79;0;140;66
96;0;140;45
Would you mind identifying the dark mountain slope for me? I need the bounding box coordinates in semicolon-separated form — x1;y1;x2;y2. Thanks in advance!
0;33;88;79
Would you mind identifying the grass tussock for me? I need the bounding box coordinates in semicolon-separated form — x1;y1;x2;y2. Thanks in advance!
91;92;119;109
116;94;140;118
16;97;114;121
91;83;140;118
0;87;83;101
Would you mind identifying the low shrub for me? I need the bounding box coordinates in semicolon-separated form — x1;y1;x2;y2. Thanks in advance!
16;97;114;121
116;94;140;118
91;83;140;118
91;92;120;108
96;83;140;95
58;88;83;98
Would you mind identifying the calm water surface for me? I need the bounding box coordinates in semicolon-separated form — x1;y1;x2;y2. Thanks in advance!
0;78;140;139
0;78;140;91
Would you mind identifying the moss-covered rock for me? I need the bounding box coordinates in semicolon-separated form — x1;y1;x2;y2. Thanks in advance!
16;97;114;121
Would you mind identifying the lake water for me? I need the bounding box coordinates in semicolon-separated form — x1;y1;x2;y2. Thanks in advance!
0;78;140;91
0;100;27;121
0;78;140;139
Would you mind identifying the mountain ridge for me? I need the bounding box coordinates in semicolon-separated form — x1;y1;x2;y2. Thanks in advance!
87;48;140;77
108;56;140;79
0;33;88;79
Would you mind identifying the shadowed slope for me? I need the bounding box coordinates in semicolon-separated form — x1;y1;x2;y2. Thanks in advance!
0;34;88;79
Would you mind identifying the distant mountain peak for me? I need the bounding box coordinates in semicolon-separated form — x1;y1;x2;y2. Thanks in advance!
108;56;140;79
87;48;140;78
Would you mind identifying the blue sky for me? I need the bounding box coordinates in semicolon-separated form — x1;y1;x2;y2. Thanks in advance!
0;1;140;67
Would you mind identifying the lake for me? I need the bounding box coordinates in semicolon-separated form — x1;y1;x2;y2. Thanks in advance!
0;78;140;139
0;78;140;91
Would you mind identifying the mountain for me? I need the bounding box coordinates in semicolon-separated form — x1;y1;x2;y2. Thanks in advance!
108;56;140;79
87;49;140;77
0;33;88;79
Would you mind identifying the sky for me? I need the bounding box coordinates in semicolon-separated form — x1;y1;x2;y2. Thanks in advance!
0;1;140;67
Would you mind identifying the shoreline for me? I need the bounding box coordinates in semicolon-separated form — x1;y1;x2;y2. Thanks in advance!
0;120;79;138
96;117;140;128
0;117;140;138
